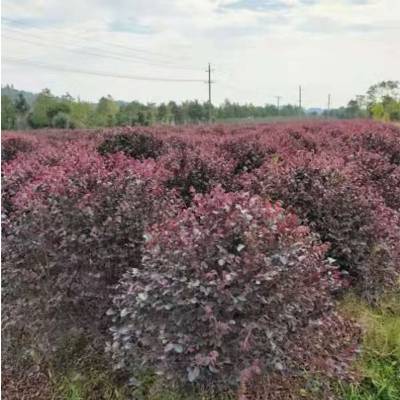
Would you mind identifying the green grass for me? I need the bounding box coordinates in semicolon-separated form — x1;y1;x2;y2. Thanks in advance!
53;354;234;400
55;369;127;400
339;293;400;400
56;374;234;400
51;294;400;400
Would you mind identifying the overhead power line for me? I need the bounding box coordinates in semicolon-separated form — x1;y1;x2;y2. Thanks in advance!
218;81;284;103
2;57;205;83
1;17;193;66
2;33;201;72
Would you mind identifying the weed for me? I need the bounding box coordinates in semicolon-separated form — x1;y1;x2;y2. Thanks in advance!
339;293;400;400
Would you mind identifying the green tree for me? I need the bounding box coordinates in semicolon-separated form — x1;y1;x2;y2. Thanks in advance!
14;93;29;115
116;101;142;126
28;89;57;128
382;96;400;121
157;103;167;123
168;101;183;125
52;112;71;128
146;103;157;125
47;102;71;122
14;93;30;129
70;101;96;128
366;81;400;121
1;95;17;129
367;81;399;104
370;103;387;121
137;110;148;126
96;95;119;127
187;100;205;123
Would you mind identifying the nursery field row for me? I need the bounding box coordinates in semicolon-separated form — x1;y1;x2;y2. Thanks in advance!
2;120;400;399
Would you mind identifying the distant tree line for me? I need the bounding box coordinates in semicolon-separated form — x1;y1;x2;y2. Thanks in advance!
1;89;305;130
323;80;400;121
2;81;399;130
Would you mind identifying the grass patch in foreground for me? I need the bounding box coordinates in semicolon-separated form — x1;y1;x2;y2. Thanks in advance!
55;369;126;400
52;294;400;400
339;293;400;400
55;372;234;400
52;345;234;400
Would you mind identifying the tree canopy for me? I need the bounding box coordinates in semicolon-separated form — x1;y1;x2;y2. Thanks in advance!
2;80;399;131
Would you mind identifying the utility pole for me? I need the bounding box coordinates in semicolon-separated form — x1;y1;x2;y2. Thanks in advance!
298;85;302;110
327;93;331;112
276;96;281;114
206;63;213;123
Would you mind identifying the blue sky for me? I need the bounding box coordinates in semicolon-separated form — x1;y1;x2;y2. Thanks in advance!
1;0;399;107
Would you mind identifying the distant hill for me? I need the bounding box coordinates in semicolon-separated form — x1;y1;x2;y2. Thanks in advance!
1;85;132;107
1;85;37;106
306;107;325;115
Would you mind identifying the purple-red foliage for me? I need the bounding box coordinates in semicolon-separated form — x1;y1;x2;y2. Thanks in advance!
358;128;400;165
350;151;400;211
98;131;164;160
240;154;400;298
1;120;399;389
110;187;341;385
220;137;271;174
2;142;175;358
1;134;35;164
162;144;234;205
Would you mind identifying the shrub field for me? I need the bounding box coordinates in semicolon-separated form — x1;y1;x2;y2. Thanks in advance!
2;120;400;399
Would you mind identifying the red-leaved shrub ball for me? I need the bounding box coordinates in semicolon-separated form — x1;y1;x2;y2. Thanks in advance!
110;187;342;385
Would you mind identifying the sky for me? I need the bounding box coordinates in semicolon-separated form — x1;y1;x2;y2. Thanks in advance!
1;0;400;108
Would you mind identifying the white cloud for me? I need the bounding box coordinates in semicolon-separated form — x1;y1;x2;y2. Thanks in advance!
1;0;399;107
